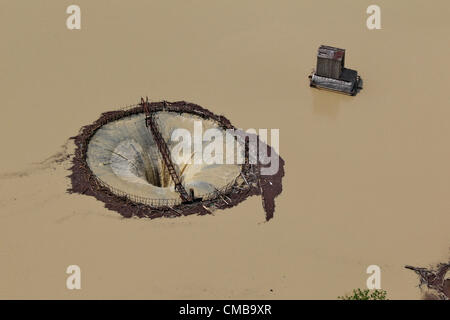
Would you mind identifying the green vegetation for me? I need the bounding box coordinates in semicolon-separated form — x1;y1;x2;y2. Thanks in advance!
338;288;388;300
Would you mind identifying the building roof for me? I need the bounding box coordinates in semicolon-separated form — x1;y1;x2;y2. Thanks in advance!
317;45;345;61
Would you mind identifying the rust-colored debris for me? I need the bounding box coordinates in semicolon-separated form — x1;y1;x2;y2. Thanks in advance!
405;262;450;300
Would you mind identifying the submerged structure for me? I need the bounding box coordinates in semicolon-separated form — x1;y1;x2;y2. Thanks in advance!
405;262;450;300
309;45;363;96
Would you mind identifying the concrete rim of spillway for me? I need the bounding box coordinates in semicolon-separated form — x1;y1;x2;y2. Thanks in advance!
68;101;263;219
87;106;244;204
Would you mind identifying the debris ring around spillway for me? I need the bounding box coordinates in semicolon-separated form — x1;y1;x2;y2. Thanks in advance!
68;100;285;220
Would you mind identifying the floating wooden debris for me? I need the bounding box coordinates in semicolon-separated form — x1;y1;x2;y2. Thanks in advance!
309;45;363;96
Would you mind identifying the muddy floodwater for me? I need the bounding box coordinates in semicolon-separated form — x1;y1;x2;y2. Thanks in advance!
0;0;449;299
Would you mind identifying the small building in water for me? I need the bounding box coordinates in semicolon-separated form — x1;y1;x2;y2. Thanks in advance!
309;45;362;96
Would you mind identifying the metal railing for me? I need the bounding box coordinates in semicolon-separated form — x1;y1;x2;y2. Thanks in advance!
93;174;239;207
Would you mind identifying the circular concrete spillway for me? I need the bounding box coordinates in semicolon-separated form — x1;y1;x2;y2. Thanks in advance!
86;111;244;204
69;100;284;220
